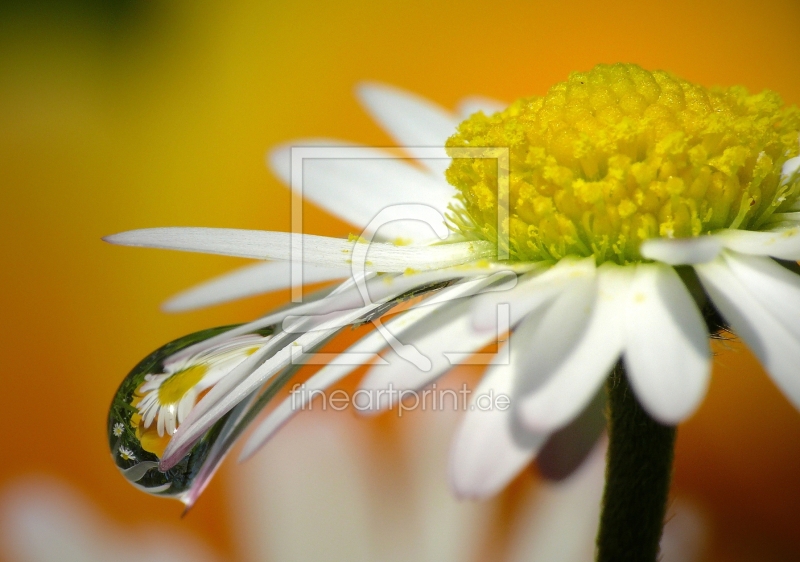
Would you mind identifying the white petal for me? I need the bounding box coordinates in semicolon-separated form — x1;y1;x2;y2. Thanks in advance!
470;257;592;332
161;303;379;469
357;300;499;414
177;392;195;424
508;443;708;562
173;268;455;461
448;357;547;499
167;280;359;365
267;137;337;184
179;397;259;508
267;139;455;242
640;236;722;265
696;255;800;410
782;154;800;180
623;263;710;425
167;267;473;365
766;211;800;224
398;407;491;562
535;391;606;481
519;264;631;433
506;441;606;562
105;228;494;271
446;260;542;275
238;338;386;462
185;334;273;378
714;226;800;260
512;262;598;399
356;82;459;177
164;332;296;418
280;267;507;333
721;251;800;341
162;344;301;468
230;412;375;562
456;96;507;119
238;275;501;460
164;407;177;436
142;401;157;429
162;261;349;312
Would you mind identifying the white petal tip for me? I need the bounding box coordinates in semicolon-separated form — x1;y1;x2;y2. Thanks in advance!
448;414;542;501
266;138;347;186
103;229;171;248
448;476;502;501
455;96;507;118
355;81;392;100
102;232;130;245
641;400;703;426
352;378;397;417
101;228;189;250
160;299;190;313
716;227;800;260
265;145;289;182
448;452;531;499
518;408;570;435
237;444;258;464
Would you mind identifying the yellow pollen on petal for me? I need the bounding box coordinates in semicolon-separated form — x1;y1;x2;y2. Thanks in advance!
445;63;800;263
158;364;208;405
348;233;369;243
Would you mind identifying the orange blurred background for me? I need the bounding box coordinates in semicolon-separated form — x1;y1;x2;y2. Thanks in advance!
1;0;800;560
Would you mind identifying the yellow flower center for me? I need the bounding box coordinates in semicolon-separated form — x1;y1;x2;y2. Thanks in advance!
158;364;208;405
445;63;800;263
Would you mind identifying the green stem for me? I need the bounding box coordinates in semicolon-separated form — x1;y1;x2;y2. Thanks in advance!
596;363;677;562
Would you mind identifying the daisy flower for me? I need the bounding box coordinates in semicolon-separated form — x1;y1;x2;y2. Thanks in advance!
118;447;136;462
106;63;799;556
112;423;124;438
135;333;269;439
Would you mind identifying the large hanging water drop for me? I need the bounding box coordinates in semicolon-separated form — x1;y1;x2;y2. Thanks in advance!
107;325;273;501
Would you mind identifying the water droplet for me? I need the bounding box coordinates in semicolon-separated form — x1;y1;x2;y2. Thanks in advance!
107;324;273;501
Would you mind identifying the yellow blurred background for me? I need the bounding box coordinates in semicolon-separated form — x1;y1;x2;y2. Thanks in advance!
1;0;799;560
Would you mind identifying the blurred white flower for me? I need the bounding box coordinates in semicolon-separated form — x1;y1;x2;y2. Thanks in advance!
228;399;706;562
0;478;220;562
0;390;706;562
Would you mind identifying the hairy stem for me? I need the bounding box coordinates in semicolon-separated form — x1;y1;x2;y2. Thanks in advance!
596;363;677;562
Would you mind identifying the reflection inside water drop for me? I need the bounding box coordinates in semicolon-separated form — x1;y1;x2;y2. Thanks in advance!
107;325;273;501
